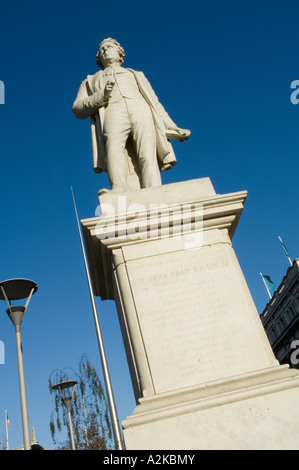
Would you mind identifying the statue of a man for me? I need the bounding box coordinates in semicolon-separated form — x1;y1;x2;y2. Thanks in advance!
72;38;190;192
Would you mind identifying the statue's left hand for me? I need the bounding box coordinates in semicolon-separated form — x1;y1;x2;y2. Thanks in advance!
166;128;191;141
176;128;191;141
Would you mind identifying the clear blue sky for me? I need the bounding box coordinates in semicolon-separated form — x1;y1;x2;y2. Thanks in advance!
0;0;298;450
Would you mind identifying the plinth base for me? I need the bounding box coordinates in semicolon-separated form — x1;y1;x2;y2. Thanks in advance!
123;365;299;450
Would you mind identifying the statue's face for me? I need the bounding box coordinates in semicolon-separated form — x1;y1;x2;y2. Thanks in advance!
99;41;121;68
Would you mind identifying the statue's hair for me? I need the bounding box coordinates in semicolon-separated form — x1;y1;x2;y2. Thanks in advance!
96;38;126;69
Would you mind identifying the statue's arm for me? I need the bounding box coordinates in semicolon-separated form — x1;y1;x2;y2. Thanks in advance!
72;79;108;119
145;76;178;129
140;73;190;139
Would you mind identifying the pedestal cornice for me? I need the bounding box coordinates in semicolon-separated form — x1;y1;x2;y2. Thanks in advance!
81;179;247;299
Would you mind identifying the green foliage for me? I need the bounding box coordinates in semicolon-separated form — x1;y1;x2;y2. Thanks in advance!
49;354;113;450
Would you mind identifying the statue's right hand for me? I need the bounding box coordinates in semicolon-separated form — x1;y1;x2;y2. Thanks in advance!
104;79;115;100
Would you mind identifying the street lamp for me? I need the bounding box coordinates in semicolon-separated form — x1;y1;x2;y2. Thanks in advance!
51;380;77;450
0;278;38;451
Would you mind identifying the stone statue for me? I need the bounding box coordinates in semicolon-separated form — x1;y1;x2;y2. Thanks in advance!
72;38;190;192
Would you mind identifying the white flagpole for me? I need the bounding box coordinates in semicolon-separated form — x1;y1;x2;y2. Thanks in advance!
278;236;292;266
71;187;124;451
5;410;9;450
260;273;272;299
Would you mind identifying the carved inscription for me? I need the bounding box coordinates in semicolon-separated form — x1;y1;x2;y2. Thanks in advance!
126;244;268;393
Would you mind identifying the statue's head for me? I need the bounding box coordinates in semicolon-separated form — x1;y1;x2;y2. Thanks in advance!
96;38;126;69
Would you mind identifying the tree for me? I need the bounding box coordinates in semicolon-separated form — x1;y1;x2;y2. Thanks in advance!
49;354;113;450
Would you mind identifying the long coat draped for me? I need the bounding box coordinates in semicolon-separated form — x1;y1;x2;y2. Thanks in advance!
72;68;178;174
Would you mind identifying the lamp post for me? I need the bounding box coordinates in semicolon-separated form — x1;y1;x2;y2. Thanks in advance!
0;278;38;451
51;380;77;450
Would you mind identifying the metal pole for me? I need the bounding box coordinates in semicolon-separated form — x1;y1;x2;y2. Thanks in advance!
64;398;76;450
14;324;31;450
5;410;9;450
71;187;124;450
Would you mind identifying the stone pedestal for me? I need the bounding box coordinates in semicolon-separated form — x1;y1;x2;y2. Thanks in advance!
81;178;299;449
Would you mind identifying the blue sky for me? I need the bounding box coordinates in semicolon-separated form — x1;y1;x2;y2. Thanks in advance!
0;0;298;450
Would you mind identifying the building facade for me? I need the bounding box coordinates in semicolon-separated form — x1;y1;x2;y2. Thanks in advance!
260;259;299;368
